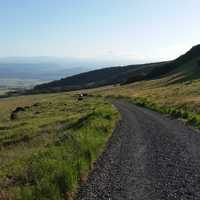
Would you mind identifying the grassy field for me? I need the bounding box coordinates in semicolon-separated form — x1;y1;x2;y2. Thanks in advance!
0;92;119;199
96;48;200;119
96;75;200;128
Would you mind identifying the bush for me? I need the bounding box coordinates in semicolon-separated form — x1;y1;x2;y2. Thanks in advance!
188;116;198;126
181;111;189;119
170;109;182;118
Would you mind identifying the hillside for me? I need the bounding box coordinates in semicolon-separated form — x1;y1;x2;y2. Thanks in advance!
96;45;200;129
34;62;167;92
34;45;200;92
123;44;200;84
0;93;118;199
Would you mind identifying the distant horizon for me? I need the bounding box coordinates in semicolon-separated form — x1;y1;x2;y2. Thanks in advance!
0;54;167;68
0;1;200;64
0;43;198;67
0;43;198;63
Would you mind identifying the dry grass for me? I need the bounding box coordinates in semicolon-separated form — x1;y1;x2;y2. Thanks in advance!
93;75;200;114
0;92;119;199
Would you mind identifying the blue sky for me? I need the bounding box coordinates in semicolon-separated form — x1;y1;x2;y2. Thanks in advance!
0;0;200;64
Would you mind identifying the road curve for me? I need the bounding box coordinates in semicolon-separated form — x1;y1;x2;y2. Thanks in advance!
77;100;200;200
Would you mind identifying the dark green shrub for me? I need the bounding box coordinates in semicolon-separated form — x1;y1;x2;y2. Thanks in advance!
181;111;189;119
175;110;182;118
169;108;175;115
159;106;169;114
188;116;198;125
168;108;182;118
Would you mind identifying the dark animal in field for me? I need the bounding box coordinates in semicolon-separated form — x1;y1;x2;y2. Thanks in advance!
78;97;83;101
14;107;25;112
77;93;87;101
82;93;88;96
77;93;88;100
10;107;26;120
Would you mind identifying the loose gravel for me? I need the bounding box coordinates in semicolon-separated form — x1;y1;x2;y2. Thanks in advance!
77;100;200;200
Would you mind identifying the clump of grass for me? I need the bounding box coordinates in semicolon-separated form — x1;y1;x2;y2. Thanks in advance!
131;96;200;129
0;93;119;199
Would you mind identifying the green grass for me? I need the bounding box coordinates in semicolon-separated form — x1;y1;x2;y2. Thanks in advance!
95;71;200;131
132;96;200;128
0;93;119;199
106;90;200;130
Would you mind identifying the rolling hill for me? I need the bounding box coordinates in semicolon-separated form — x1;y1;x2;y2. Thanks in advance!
33;62;168;92
34;44;200;92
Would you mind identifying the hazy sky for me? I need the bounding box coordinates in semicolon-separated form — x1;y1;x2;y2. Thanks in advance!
0;0;200;64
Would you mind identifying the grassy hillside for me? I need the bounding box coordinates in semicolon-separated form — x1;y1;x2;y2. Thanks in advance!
33;44;200;93
88;45;200;128
96;73;200;129
33;62;167;92
101;77;200;113
157;44;200;83
0;93;118;199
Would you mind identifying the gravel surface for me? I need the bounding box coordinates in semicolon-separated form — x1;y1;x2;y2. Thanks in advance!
76;100;200;200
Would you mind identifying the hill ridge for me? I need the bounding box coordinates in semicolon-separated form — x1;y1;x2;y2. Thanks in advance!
33;44;200;92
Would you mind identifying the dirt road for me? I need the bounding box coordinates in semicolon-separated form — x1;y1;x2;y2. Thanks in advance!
77;100;200;200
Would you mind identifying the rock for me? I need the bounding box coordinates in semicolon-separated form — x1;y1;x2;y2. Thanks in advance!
10;107;25;120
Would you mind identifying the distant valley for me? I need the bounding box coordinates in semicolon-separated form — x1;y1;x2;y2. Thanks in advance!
0;57;96;92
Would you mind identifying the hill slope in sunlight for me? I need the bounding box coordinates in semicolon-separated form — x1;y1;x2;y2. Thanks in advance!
34;45;200;92
33;62;167;92
95;45;200;128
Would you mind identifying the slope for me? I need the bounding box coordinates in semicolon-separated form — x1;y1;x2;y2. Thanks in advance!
33;62;167;92
34;45;200;92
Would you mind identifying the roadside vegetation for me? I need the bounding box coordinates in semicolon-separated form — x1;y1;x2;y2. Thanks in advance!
98;76;200;129
0;93;119;199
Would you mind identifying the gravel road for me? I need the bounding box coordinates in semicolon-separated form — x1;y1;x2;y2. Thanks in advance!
77;100;200;200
